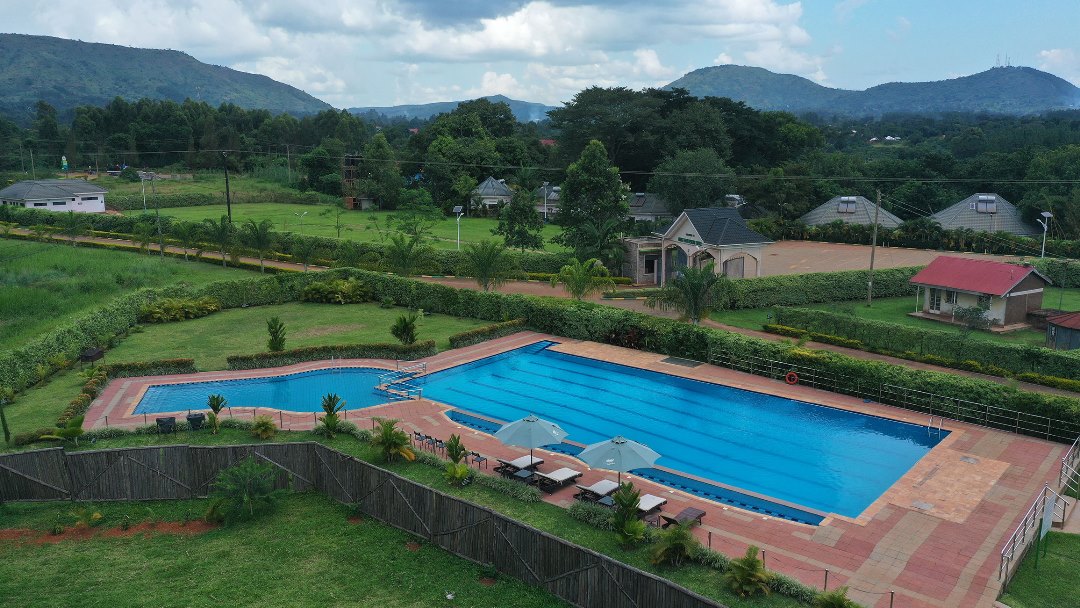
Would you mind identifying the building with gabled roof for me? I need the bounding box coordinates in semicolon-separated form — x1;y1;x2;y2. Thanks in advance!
1047;312;1080;350
908;256;1051;328
0;179;107;213
626;192;672;222
930;193;1039;236
622;207;772;284
471;176;513;214
800;195;903;228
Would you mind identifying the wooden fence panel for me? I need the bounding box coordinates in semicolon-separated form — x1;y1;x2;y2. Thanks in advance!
189;444;314;497
429;492;494;565
312;444;362;504
492;515;544;587
251;443;316;493
0;448;70;501
66;446;190;501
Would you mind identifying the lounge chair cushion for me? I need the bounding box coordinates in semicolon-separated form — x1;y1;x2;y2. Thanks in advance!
538;467;582;483
508;455;543;470
580;479;619;497
638;494;667;513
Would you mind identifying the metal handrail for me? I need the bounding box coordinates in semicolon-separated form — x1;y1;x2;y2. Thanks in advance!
1062;434;1080;485
999;484;1070;588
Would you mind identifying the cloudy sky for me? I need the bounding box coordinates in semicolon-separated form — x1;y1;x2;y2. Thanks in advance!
3;0;1080;108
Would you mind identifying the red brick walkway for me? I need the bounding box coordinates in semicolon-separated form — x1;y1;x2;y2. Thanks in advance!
85;332;1067;608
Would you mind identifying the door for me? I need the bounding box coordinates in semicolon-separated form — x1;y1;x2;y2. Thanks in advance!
929;288;942;314
722;257;745;278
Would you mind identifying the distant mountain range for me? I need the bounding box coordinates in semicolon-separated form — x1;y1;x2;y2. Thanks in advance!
348;95;558;122
0;34;331;120
664;65;1080;116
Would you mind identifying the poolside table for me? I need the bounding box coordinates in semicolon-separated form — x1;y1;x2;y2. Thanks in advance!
661;507;706;529
513;469;536;484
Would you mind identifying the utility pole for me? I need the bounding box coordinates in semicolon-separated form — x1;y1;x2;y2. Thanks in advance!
29;149;36;180
18;140;25;173
866;189;882;307
285;144;291;184
151;176;164;259
222;151;232;223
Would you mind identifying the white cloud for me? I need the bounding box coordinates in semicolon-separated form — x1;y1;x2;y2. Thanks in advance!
887;16;911;41
744;41;828;82
1038;48;1080;85
834;0;870;23
713;52;735;64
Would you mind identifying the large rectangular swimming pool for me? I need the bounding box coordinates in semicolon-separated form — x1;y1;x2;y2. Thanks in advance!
421;342;946;519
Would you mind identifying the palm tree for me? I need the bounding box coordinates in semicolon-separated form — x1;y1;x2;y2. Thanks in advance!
202;215;234;268
242;219;276;272
550;258;616;300
650;520;700;567
575;218;625;270
169;221;203;261
370;418;416;462
645;262;730;324
291;237;320;272
59;211;85;246
391;311;419;345
723;545;772;598
384;233;428;276
132;222;155;255
461;240;515;291
207;394;227;435
318;393;347;439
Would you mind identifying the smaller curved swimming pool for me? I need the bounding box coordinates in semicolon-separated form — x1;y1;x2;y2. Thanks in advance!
134;368;387;414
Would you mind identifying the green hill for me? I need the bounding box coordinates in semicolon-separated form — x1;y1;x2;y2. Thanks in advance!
0;34;331;119
666;64;1080;116
349;95;558;122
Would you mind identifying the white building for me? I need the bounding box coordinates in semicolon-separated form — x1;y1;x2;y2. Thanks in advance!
0;179;108;213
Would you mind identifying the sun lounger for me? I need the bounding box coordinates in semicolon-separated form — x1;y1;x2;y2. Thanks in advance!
661;507;706;529
494;455;545;476
637;494;667;515
573;479;620;502
534;467;584;493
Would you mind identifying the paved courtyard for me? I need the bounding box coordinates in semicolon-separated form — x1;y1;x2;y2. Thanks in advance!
86;332;1067;608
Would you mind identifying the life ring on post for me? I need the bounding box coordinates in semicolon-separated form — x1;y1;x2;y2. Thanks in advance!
784;372;799;385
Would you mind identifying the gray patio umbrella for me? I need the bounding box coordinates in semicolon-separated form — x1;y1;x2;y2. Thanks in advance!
493;414;567;461
576;436;660;484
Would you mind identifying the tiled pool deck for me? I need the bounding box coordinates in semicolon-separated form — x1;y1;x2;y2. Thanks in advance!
85;332;1068;608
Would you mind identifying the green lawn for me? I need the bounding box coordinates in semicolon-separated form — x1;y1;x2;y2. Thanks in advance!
3;302;489;435
711;289;1080;348
126;202;568;252
999;532;1080;608
94;172;329;201
0;493;567;608
2;429;806;608
0;239;254;350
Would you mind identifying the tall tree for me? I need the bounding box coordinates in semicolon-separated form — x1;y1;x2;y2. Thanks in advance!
648;149;733;216
242;219;276;272
645;263;731;324
359;133;402;210
550;258;616;300
460;240;515;291
202;216;235;268
493;189;545;251
555;140;627;251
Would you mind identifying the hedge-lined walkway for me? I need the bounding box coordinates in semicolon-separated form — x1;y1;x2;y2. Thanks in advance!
85;332;1068;608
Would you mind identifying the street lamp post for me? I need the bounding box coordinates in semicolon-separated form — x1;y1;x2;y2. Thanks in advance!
453;205;464;250
222;152;232;223
294;211;309;235
1037;211;1053;258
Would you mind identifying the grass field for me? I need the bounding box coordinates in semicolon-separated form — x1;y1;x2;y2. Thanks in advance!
711;290;1080;348
1;428;805;608
999;532;1080;608
0;493;567;608
0;239;253;351
126;202;568;252
3;302;489;434
92;172;328;201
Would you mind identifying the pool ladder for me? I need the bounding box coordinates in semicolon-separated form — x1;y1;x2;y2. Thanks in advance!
927;415;944;437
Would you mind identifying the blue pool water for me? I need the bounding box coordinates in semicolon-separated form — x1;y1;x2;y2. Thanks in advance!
135;368;388;414
135;341;945;519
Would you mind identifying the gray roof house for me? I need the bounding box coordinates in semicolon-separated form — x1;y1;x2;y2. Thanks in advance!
930;194;1040;236
800;195;903;228
472;176;513;212
622;207;772;284
533;182;560;220
0;179;107;213
627;192;673;222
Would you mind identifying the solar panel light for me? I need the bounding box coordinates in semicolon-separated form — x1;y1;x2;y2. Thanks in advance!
452;206;464;214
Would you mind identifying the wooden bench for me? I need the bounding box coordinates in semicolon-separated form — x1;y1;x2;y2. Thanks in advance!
660;507;706;529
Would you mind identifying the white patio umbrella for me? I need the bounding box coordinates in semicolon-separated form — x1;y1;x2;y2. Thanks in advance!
493;414;567;461
576;436;660;484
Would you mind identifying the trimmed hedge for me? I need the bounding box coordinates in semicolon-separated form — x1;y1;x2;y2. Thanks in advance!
448;319;527;349
225;341;438;370
762;324;864;349
772;307;1080;381
53;359;198;428
727;266;922;309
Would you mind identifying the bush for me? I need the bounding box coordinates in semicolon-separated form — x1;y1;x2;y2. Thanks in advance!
723;546;772;598
266;316;287;352
814;586;861;608
471;472;542;502
567;501;615;531
1018;373;1080;392
250;415;277;440
208;457;286;524
448;319;527;349
762;324;863;349
727;267;922;309
301;278;372;304
225;341;437;370
139;297;221;323
391;311;419;345
651;521;701;567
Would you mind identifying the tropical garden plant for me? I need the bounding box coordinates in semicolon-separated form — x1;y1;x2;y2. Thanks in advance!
609;482;647;548
169;221;203;261
443;433;471;486
207;457;286;524
318;393;347;439
250;415;277;440
723;545;773;598
202;215;234;268
207;394;227;435
814;586;861;608
384;233;428;276
241;218;276;272
461;240;515;291
132;221;155;255
40;416;85;446
266;316;287;352
645;262;731;324
550;257;616;300
291;237;321;271
391;311;420;345
371;417;416;463
651;520;700;567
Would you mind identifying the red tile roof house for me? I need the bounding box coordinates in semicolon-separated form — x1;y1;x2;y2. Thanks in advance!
908;256;1051;329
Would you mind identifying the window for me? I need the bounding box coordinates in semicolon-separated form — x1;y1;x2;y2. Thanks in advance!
82;196;99;201
644;258;656;274
837;196;857;213
51;201;65;206
946;290;956;304
978;294;991;308
33;202;47;207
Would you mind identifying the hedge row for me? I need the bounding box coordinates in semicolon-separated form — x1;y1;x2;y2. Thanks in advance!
106;190;334;210
727;266;922;309
772;307;1080;381
448;319;527;349
52;359;198;428
340;268;1080;438
761;324;864;349
225;341;438;370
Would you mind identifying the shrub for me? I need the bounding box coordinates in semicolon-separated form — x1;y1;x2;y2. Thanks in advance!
728;267;922;309
609;483;647;548
447;319;527;349
301;278;371;304
102;359;198;378
318;393;346;439
567;501;615;531
723;546;772;598
225;342;437;370
1018;373;1080;392
139;297;221;323
379;296;395;308
207;394;227;434
370;418;415;463
208;457;286;524
470;472;542;502
266;316;287;352
250;415;277;440
651;521;701;567
391;311;419;345
814;586;861;608
444;462;472;486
